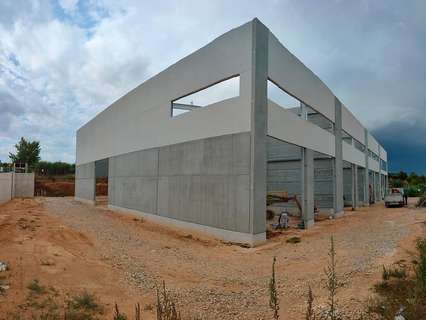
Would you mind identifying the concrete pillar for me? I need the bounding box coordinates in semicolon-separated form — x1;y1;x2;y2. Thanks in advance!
352;164;358;209
364;129;370;206
333;97;344;217
300;103;314;227
372;172;376;203
301;148;314;228
378;149;382;201
248;19;268;240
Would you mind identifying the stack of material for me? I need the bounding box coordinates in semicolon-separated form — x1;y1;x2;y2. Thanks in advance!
266;191;302;215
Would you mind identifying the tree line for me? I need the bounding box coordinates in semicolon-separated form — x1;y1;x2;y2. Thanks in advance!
0;137;75;176
389;171;426;196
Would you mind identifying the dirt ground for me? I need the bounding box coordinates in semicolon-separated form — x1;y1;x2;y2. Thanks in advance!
0;197;425;319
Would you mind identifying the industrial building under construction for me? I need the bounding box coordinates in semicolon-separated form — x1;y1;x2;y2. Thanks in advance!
75;19;388;246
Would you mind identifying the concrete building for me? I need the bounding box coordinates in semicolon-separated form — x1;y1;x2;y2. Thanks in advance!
75;19;388;246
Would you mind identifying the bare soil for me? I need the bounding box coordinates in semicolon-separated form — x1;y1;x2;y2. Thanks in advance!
0;197;425;319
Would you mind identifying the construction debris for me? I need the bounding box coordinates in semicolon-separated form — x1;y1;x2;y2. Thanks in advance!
0;262;8;272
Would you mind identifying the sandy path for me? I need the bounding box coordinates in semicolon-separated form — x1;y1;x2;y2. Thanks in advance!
39;197;426;319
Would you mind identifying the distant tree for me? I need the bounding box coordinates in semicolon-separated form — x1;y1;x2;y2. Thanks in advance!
35;161;75;176
9;137;41;167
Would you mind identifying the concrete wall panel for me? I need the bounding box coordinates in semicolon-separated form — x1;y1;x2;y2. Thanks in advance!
268;33;335;122
13;173;34;198
75;162;95;202
343;142;365;167
77;21;254;165
268;102;335;157
342;105;365;144
109;132;251;234
0;173;12;204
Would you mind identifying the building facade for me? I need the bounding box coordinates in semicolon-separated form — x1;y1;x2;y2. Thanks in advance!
75;19;388;246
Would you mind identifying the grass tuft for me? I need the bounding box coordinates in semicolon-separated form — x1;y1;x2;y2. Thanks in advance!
27;279;45;294
286;236;301;244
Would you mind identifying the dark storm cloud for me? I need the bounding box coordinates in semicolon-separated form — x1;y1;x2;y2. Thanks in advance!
372;119;426;174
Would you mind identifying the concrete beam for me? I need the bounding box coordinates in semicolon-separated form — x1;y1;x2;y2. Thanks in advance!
364;129;370;206
249;19;268;238
378;148;382;200
333;97;344;216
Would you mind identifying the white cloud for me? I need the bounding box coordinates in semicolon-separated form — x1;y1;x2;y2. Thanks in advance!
58;0;79;13
0;0;425;164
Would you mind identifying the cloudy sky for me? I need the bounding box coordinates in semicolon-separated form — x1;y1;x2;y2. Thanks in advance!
0;0;425;172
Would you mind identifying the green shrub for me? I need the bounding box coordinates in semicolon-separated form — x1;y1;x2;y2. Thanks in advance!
416;238;426;296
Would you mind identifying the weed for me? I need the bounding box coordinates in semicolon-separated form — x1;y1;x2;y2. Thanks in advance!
269;256;279;320
382;265;407;280
416;238;426;296
286;236;301;244
135;303;141;320
324;236;339;320
27;279;45;294
305;285;315;320
113;303;128;320
69;291;100;312
156;281;181;320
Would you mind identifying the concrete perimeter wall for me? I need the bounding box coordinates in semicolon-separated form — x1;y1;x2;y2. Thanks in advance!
0;172;34;204
14;173;35;198
0;173;12;204
106;132;252;240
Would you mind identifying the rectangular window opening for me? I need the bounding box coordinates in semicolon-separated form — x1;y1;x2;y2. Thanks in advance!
171;76;240;117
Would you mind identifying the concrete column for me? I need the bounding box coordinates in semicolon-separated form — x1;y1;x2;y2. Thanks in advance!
300;102;315;227
248;19;268;239
372;172;376;203
352;164;358;209
378;149;382;200
333;98;344;217
364;129;370;206
302;148;315;227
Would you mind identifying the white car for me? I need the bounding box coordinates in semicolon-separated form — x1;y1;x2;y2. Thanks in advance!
385;188;405;208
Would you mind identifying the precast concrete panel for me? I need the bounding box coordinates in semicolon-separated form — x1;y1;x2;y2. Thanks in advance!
380;146;387;162
268;33;335;122
0;173;12;204
268;102;335;157
108;132;252;234
343;142;365;167
368;133;379;155
13;173;34;198
368;158;380;172
75;162;95;203
342;105;365;144
77;21;255;165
